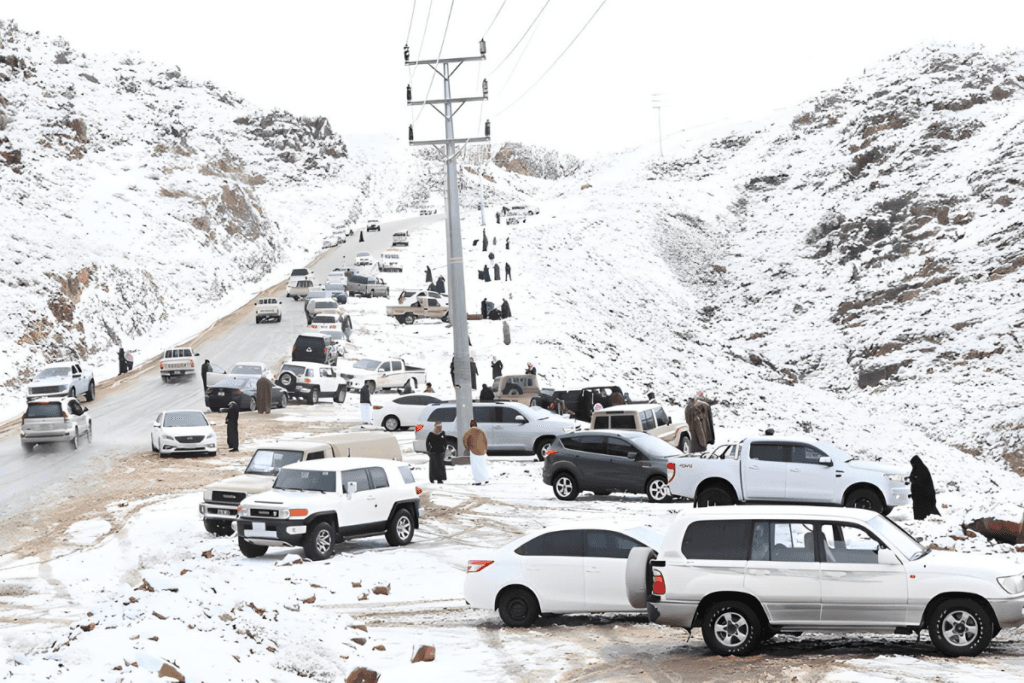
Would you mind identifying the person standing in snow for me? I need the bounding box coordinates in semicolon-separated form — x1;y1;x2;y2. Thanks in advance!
201;359;213;390
500;298;511;319
435;276;446;294
505;263;511;281
482;266;491;282
462;420;489;485
495;211;501;224
491;357;503;379
118;347;128;375
493;263;500;281
359;381;372;423
225;401;240;452
470;357;478;390
342;314;353;342
425;422;448;484
256;375;273;414
910;455;940;520
425;265;433;283
684;392;715;452
480;383;495;401
482;228;488;251
525;362;536;376
505;236;509;250
359;230;364;242
424;382;435;393
481;299;489;318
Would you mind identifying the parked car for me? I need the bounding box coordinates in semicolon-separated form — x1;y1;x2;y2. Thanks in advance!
366;220;382;232
502;204;540;216
309;312;342;333
160;347;198;382
337;358;427;394
591;404;689;451
378;249;403;272
305;298;340;324
419;207;438;215
625;505;1024;657
25;362;96;401
325;268;349;285
492;374;544;406
276;362;348;404
205;361;273;387
386;294;449;325
206;376;288;412
465;525;664;627
324;281;349;303
150;410;217;457
666;436;911;514
537;384;632;422
391;232;409;247
397;289;446;305
354;252;373;267
235;458;421;560
292;333;340;366
346;274;389;298
413;402;580;461
371;393;445;431
254;297;283;324
290;268;312;279
199;434;402;535
20;396;92;451
286;278;315;300
305;288;330;302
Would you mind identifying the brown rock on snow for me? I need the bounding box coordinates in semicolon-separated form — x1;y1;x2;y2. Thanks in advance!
351;637;366;646
345;668;380;683
372;584;390;595
157;662;185;682
411;645;436;663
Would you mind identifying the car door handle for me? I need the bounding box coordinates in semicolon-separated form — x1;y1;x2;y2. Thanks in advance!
748;569;769;576
748;465;759;470
586;567;601;573
790;468;800;473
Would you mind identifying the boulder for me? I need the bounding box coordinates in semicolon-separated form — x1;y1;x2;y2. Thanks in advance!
411;645;435;663
345;668;379;683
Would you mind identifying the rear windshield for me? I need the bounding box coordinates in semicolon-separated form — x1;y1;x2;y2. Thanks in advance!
296;336;326;348
353;359;379;370
291;269;309;276
163;412;208;427
312;316;338;323
315;301;339;308
34;367;71;380
230;364;263;375
26;403;63;418
275;469;337;492
164;349;192;358
245;449;304;475
281;364;310;377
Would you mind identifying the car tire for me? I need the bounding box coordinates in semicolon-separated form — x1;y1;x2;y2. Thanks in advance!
86;425;93;443
507;386;523;396
497;587;540;628
86;380;96;402
696;485;736;507
334;387;347;403
402;312;416;325
161;376;169;383
534;437;554;462
844;487;883;514
645;475;671;503
304;521;336;561
385;508;415;546
151;436;158;453
22;441;33;453
678;435;692;453
239;535;268;558
625;546;657;608
307;388;320;405
278;372;297;391
68;387;76;399
70;429;79;450
405;378;417;392
204;520;233;537
929;598;993;657
383;415;400;432
553;472;579;501
443;439;458;464
278;392;289;409
441;312;450;323
702;601;763;657
246;397;257;412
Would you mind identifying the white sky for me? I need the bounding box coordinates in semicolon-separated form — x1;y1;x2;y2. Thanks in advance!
7;1;1024;157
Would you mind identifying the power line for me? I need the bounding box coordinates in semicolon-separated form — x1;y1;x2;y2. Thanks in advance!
415;0;457;125
482;0;507;37
498;8;544;97
487;0;552;76
406;0;418;44
495;0;607;117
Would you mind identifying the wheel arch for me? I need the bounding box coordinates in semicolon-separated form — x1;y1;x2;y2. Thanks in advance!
842;482;885;505
388;500;420;529
533;435;556;452
305;511;339;531
695;478;738;500
495;583;541;611
919;592;998;629
694;591;770;629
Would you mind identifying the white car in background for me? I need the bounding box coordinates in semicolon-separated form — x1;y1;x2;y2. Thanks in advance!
309;312;342;333
464;524;664;627
355;252;373;267
150;410;217;457
372;393;445;431
25;362;96;401
206;361;273;387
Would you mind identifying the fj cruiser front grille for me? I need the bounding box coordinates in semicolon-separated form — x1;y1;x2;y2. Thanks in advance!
251;509;279;518
212;491;246;504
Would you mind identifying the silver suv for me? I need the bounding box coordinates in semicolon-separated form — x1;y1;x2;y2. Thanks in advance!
21;397;93;451
412;401;581;461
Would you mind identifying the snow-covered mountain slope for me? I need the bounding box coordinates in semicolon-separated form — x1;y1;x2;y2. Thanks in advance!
0;21;420;410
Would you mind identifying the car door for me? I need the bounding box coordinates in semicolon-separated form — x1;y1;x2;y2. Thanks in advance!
819;522;908;625
319;366;338;392
744;521;822;624
584;530;651;611
568;435;607;488
152;412;163;447
516;530;586;612
340;468;377;531
785;444;836;502
67;398;88;433
742;443;790;500
491;406;526;451
377;362;393;389
470;406;503;452
71;364;84;394
592;436;642;492
365;466;391;530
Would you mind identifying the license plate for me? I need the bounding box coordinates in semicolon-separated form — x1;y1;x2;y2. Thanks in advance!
253;522;266;532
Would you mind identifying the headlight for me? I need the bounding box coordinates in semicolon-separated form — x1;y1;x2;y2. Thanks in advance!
998;575;1024;594
885;474;905;482
204;490;213;502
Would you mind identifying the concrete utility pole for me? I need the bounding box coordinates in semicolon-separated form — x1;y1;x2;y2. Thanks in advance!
652;93;664;158
407;43;490;458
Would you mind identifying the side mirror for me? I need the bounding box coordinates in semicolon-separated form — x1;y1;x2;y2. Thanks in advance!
878;548;901;566
346;481;358;498
378;367;386;373
628;451;641;460
819;456;833;467
153;422;160;428
515;415;528;424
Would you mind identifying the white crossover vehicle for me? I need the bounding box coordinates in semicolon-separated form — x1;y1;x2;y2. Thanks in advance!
371;392;444;431
625;506;1024;657
150;410;217;457
465;524;664;627
21;397;93;451
25;362;96;401
235;458;422;561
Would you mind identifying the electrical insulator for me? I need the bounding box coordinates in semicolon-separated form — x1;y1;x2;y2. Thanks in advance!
482;79;488;98
485;119;491;137
409;125;414;142
479;38;486;56
404;44;410;61
407;85;412;102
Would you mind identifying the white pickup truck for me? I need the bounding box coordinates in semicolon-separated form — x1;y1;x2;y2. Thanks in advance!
667;436;911;515
254;297;282;323
25;362;96;401
337;358;428;394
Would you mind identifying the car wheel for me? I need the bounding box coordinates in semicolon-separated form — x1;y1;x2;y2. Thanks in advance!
161;376;169;383
702;601;762;657
334;387;347;403
87;380;96;402
304;521;336;561
405;378;417;392
441;312;450;323
498;587;540;628
553;472;579;501
204;520;233;537
929;598;993;657
246;397;257;412
151;436;158;453
383;415;400;432
443;439;458;463
238;535;268;558
22;441;34;453
402;312;416;325
678;435;692;453
844;487;883;514
70;429;79;450
278;392;289;409
68;387;76;399
696;484;736;507
385;508;415;546
534;437;554;462
646;475;671;503
86;425;93;443
307;388;320;405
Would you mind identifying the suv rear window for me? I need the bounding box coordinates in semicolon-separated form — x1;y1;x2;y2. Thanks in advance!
245;449;304;475
681;520;752;561
26;403;63;418
610;415;635;430
399;465;415;484
427;407;456;423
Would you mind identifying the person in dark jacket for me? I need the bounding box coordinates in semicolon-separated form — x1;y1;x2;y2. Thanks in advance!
256;375;273;414
493;263;500;280
482;229;488;251
118;347;128;375
470;357;478;390
491;357;503;379
425;265;433;283
525;363;536;375
482;267;491;282
359;381;372;424
480;384;495;401
501;299;511;319
201;359;213;390
359;231;364;242
495;211;501;224
910;455;940;520
481;299;489;318
425;422;448;484
435;276;446;294
505;263;511;280
342;314;353;342
226;401;240;451
505;237;509;250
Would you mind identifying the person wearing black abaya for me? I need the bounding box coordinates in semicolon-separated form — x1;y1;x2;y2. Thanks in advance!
425;265;433;283
435;276;445;294
226;401;240;452
491;357;503;379
201;359;213;390
425;422;448;484
910;455;940;520
359;231;364;242
480;384;495;401
493;263;500;280
501;299;511;319
118;347;128;375
470;357;478;389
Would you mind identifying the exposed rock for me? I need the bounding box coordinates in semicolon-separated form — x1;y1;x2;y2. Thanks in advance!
965;515;1024;545
2;148;21;165
411;645;436;663
345;668;379;683
494;142;580;180
371;584;390;595
858;361;911;388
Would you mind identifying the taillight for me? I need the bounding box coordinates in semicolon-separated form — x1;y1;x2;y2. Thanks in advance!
288;509;308;518
414;424;424;432
652;570;666;595
372;405;383;410
667;462;676;483
415;487;423;495
232;390;243;395
466;560;494;573
545;449;558;456
62;411;69;419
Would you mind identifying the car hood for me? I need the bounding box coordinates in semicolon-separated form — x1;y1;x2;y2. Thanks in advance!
27;378;70;388
205;474;275;495
845;460;911;476
911;549;1023;580
245;490;327;506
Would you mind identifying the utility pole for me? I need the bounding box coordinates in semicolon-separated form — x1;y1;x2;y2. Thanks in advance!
406;41;490;460
652;93;664;158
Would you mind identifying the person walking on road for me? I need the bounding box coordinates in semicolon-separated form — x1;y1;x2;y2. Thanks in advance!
426;422;448;484
256;375;273;414
359;381;372;424
201;359;213;390
491;357;503;379
505;262;511;280
118;347;128;375
463;420;489;485
342;314;353;343
226;401;240;452
501;298;511;319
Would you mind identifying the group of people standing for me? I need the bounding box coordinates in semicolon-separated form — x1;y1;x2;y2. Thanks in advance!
424;419;490;486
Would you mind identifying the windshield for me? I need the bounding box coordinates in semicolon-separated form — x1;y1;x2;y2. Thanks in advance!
245;449;304;475
230;364;263;375
275;469;337;492
163;412;209;428
866;515;927;560
34;367;71;380
631;433;683;458
353;359;380;370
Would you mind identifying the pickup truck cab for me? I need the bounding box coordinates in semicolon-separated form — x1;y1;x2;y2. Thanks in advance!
666;436;911;514
346;274;389;298
591;404;689;451
277;362;348;404
160;347;198;381
235;457;421;560
254;297;282;323
26;362;96;401
386;295;449;325
338;358;428;394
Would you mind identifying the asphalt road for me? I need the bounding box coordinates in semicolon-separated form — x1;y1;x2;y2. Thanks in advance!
0;215;435;521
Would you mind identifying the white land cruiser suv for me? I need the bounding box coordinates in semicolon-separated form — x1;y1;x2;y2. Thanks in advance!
625;506;1024;658
235;458;422;561
21;397;93;451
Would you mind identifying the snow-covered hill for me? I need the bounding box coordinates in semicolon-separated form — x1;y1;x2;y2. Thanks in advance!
0;20;420;412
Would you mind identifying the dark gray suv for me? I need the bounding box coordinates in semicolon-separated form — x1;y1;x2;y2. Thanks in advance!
542;430;681;503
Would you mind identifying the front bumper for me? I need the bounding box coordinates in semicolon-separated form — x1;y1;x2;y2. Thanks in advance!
884;483;912;507
991;597;1024;629
237;515;307;547
200;503;240;520
161;443;217;455
647;599;698;628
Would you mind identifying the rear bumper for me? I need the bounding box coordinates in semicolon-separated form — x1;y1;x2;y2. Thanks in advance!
21;430;75;444
991;598;1024;629
161;369;195;376
647;599;698;628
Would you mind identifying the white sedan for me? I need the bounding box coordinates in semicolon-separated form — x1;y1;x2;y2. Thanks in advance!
150;410;217;457
464;524;664;627
372;393;445;431
206;361;273;386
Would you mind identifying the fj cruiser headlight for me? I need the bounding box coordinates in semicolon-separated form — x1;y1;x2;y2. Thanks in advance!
884;474;905;482
998;575;1024;594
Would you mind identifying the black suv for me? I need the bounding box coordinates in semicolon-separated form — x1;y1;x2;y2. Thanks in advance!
291;333;338;365
542;430;680;503
536;384;631;423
